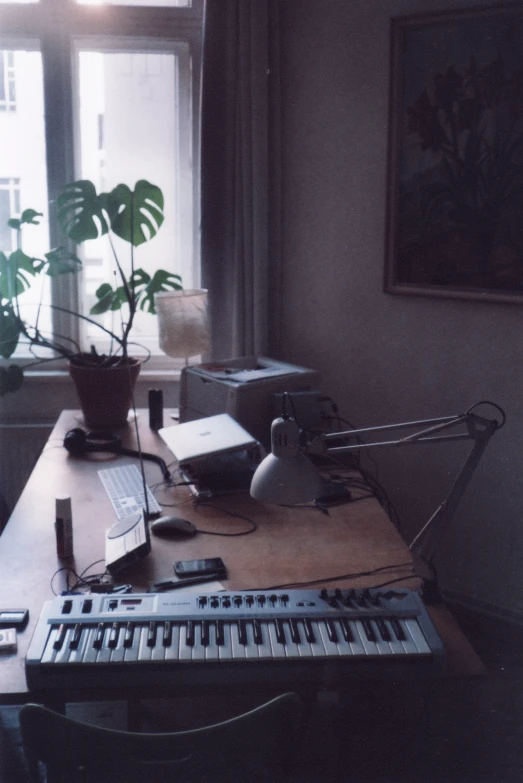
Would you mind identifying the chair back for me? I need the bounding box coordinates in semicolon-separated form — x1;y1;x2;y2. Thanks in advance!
20;692;302;783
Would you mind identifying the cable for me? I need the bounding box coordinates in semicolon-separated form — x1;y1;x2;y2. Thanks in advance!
51;559;110;595
257;561;413;591
191;500;258;536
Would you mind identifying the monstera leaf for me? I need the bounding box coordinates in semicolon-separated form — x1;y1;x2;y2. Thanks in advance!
0;304;22;358
44;247;82;276
106;181;165;247
90;283;128;315
8;209;43;231
138;269;183;313
0;364;24;395
0;250;41;300
57;180;110;242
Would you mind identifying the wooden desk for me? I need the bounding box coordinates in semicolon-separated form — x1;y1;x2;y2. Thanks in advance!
0;410;484;704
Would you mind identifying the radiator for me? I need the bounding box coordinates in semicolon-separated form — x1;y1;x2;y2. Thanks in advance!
0;423;53;522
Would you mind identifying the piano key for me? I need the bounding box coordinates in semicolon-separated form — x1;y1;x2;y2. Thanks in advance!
275;618;286;645
294;620;313;658
82;627;101;664
108;623;119;649
376;617;391;641
68;625;91;664
191;623;206;661
325;618;339;643
96;627;113;664
217;622;233;661
69;623;83;650
186;621;195;647
255;621;272;659
307;620;328;657
201;620;210;647
403;618;431;655
164;622;180;661
123;622;134;648
109;626;126;663
267;621;287;659
303;618;316;643
204;621;219;662
383;618;407;656
216;620;225;646
93;623;105;650
353;619;379;656
147;622;157;648
280;621;300;658
331;620;353;657
53;627;75;664
243;621;259;659
345;620;366;656
123;624;141;663
389;616;406;641
237;620;248;646
137;625;153;662
368;619;392;656
313;620;339;657
53;624;67;651
179;624;193;660
162;621;173;647
361;618;376;642
339;618;354;642
252;619;263;645
231;622;247;659
289;618;301;644
396;619;420;655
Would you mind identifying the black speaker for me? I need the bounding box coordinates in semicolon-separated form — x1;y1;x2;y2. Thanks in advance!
63;428;171;480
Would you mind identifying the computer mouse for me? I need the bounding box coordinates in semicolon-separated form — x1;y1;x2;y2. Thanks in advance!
150;516;198;538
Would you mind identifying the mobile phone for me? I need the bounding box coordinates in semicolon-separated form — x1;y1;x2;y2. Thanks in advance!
174;558;227;578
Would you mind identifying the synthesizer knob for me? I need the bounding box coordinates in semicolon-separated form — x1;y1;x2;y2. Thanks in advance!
257;595;266;606
245;595;254;607
222;598;231;608
234;596;243;607
210;598;219;608
319;589;329;601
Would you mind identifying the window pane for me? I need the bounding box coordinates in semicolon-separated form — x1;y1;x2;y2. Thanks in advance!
77;46;194;357
0;48;51;358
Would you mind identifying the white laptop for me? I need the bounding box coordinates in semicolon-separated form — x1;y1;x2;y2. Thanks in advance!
159;413;259;466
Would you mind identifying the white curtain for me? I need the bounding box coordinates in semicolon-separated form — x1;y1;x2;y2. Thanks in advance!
200;0;281;360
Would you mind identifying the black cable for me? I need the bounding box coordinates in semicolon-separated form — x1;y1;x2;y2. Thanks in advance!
257;561;413;591
191;500;258;536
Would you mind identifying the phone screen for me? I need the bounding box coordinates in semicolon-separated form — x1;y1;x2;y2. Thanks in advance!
174;558;226;577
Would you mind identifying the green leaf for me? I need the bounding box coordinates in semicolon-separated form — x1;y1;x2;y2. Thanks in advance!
137;269;183;313
0;249;40;299
107;180;165;247
0;364;24;395
0;305;22;358
20;209;43;226
90;283;127;315
44;247;82;276
57;180;109;243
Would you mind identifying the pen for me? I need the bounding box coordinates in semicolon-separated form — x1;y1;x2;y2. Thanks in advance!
153;573;223;591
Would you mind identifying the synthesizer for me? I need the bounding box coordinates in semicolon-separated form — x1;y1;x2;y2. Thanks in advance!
25;588;445;691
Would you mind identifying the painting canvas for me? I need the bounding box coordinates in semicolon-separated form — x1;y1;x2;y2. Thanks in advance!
385;3;523;303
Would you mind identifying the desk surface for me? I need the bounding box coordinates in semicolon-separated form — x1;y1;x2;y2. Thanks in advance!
0;410;484;702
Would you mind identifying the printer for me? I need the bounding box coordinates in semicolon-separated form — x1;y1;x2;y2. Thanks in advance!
179;356;320;448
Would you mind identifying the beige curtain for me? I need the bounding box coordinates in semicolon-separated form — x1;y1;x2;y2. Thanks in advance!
200;0;281;360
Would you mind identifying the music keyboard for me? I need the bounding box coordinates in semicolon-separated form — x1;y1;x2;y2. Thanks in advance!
25;588;445;691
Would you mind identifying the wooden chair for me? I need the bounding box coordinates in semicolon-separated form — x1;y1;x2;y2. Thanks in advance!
19;692;303;783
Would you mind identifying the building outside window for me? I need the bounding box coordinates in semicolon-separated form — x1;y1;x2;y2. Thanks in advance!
0;0;202;370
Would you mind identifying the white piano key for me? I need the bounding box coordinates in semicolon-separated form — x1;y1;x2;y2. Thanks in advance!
137;625;153;662
109;626;126;663
243;621;259;659
307;621;327;658
82;627;100;664
369;619;392;656
397;619;420;655
53;627;74;664
191;623;206;661
230;622;247;659
404;618;431;655
204;621;219;662
331;620;354;657
256;621;273;659
346;620;366;656
353;620;379;656
267;621;287;660
383;619;407;656
217;622;233;661
96;627;112;664
314;620;340;657
294;620;313;658
280;620;300;659
68;626;91;664
164;623;180;661
179;624;193;661
123;624;141;663
41;627;61;664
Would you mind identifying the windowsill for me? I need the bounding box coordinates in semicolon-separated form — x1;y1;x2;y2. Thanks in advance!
20;367;183;383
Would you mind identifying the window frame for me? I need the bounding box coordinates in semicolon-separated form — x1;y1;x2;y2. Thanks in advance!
0;0;203;374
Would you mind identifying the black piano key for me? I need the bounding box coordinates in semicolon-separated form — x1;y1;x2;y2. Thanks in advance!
186;620;195;646
340;618;354;642
216;620;225;646
325;618;338;643
69;623;83;650
147;622;157;647
275;619;286;644
390;616;406;641
123;622;134;648
93;623;105;650
253;619;263;644
303;618;316;643
289;618;301;644
376;617;391;641
238;620;248;646
162;621;172;646
201;621;210;646
108;623;119;649
362;618;376;642
53;624;67;650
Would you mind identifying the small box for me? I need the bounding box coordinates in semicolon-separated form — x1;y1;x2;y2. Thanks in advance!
179;357;320;448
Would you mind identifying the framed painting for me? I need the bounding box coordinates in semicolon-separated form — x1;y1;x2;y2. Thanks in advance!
385;3;523;303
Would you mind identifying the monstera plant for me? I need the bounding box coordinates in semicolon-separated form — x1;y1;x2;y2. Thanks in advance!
0;179;182;427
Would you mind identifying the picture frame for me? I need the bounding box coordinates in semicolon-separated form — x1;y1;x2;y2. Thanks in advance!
385;3;523;303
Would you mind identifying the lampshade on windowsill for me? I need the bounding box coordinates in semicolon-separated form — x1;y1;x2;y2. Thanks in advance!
154;289;210;360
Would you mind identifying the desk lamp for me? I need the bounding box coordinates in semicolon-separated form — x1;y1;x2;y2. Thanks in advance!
155;289;210;366
250;400;505;599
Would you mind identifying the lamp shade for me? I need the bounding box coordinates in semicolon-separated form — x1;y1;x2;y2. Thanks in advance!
154;289;210;359
250;417;323;504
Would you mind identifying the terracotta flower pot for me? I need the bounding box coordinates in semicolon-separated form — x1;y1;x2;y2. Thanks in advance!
68;355;141;431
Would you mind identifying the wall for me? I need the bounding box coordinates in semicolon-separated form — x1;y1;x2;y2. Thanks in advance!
277;0;523;619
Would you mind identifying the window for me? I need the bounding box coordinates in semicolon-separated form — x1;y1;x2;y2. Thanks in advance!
0;0;202;368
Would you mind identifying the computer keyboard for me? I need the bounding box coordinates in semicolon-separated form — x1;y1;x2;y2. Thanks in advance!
98;465;162;519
